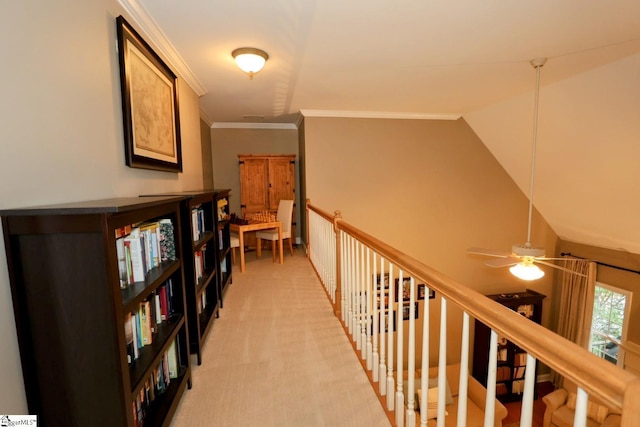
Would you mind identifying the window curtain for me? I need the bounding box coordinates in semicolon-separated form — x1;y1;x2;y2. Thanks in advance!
550;257;597;388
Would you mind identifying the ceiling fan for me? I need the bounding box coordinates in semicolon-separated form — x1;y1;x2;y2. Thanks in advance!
468;58;584;280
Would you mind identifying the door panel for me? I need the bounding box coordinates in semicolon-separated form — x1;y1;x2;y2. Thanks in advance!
268;158;295;209
239;159;268;215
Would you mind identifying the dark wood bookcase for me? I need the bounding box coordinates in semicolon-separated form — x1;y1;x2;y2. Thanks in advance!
214;189;233;304
1;197;192;427
140;189;232;365
472;288;546;403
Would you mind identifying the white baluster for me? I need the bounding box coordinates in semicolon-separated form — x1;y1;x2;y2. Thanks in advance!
355;241;362;350
358;242;365;353
396;270;405;427
379;257;387;395
351;237;357;340
365;247;372;366
519;353;537;427
330;224;336;302
484;329;498;427
347;235;353;335
573;388;589;427
437;298;447;427
341;231;347;322
372;253;379;382
420;282;430;427
386;264;395;410
457;312;470;427
406;277;416;427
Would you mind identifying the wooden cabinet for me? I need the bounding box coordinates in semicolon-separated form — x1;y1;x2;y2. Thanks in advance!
1;197;191;427
238;154;295;217
472;289;546;403
238;155;296;247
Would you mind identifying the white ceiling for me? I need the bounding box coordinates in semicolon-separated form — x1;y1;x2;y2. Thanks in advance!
124;0;640;255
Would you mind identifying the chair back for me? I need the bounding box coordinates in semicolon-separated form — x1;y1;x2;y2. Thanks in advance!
276;200;294;234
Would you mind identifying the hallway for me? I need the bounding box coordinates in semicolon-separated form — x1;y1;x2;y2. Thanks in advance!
170;248;390;427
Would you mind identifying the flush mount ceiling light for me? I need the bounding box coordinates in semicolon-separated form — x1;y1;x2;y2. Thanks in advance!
232;47;268;79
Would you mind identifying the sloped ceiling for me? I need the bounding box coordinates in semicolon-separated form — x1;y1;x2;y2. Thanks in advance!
122;0;640;255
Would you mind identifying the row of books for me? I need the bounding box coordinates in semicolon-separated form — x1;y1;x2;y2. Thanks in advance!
132;340;180;427
514;352;528;367
116;219;177;289
191;206;207;242
496;366;511;382
513;366;526;379
125;280;175;365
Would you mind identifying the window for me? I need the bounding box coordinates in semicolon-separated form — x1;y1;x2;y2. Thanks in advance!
590;282;631;367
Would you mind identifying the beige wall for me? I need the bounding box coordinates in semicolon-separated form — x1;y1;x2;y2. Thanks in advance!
0;0;204;413
211;127;301;240
201;119;214;188
302;116;558;366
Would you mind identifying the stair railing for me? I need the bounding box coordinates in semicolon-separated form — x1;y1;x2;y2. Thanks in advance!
306;200;640;427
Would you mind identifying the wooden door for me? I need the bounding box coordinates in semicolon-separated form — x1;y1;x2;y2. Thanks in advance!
239;158;268;215
268;157;295;209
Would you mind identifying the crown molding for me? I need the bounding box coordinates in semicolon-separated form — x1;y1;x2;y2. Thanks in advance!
299;110;461;120
211;122;298;130
199;108;213;127
117;0;207;96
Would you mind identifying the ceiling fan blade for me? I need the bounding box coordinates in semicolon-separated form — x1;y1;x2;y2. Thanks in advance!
535;260;588;277
467;247;512;257
485;257;519;268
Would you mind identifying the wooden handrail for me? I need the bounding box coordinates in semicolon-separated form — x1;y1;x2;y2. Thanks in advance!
307;202;334;222
309;203;638;418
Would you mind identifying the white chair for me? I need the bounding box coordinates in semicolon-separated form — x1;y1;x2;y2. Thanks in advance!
256;199;294;261
230;232;240;264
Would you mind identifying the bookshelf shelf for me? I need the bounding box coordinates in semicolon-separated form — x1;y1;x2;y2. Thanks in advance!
1;196;191;426
472;288;546;403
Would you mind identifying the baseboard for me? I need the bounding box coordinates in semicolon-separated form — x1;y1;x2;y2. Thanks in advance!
537;373;550;383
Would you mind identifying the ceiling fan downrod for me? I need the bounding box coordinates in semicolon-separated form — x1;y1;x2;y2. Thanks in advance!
525;58;547;247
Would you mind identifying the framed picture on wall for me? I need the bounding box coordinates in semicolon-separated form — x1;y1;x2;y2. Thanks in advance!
417;283;436;300
375;273;390;291
116;15;183;172
402;302;420;321
370;311;396;334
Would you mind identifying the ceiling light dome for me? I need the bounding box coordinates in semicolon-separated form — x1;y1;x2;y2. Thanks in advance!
232;47;269;79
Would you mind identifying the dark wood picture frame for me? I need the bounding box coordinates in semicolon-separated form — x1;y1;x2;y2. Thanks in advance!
417;283;436;300
116;16;182;172
370;311;396;333
402;302;420;320
395;277;435;301
375;273;390;291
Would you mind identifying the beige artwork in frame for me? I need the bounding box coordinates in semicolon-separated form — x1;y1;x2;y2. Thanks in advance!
117;15;182;172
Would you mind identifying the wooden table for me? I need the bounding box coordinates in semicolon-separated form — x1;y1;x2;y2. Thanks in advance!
230;221;283;273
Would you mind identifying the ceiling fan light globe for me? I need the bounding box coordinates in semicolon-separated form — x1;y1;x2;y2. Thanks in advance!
510;262;545;281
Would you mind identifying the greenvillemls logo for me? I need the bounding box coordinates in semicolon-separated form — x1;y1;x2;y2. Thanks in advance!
0;415;37;426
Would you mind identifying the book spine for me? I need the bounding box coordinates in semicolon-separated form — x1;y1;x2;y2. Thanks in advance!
167;340;178;378
126;232;145;283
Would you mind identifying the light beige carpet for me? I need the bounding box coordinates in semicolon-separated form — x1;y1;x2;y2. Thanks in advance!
170;248;390;427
